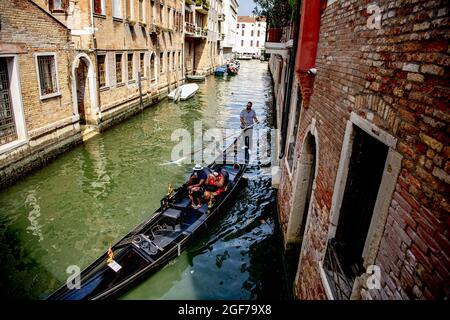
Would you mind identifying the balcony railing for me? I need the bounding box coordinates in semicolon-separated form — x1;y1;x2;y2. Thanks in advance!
267;24;294;43
194;26;208;38
185;22;195;34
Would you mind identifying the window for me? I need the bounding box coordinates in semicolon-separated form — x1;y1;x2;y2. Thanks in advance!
250;40;253;47
150;53;156;81
237;23;239;28
126;0;134;20
258;23;261;27
36;54;60;98
166;6;169;27
116;53;123;83
241;30;244;36
139;0;145;22
159;52;164;73
49;0;67;11
127;53;134;81
256;41;260;47
113;0;122;18
140;53;145;77
241;40;244;46
97;54;106;88
323;126;389;299
0;58;18;145
159;4;163;24
172;52;176;70
93;0;105;15
287;90;302;169
257;30;260;37
242;24;245;28
251;30;254;37
178;51;182;70
167;52;171;71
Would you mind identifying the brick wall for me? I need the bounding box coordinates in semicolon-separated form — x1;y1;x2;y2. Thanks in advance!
276;0;449;299
0;0;74;132
0;0;80;178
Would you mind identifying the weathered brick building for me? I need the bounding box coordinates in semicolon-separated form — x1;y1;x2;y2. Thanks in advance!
35;0;185;129
0;0;80;187
184;0;223;75
1;0;226;188
268;0;449;299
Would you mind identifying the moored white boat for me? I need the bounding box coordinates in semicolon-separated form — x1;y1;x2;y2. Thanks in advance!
186;74;206;81
168;83;199;101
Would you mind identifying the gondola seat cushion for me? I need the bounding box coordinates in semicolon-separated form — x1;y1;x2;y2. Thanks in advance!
163;208;182;220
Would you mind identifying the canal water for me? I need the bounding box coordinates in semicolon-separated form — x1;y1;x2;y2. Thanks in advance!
0;60;288;299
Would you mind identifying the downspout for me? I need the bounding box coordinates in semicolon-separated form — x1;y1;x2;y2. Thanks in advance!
278;2;301;159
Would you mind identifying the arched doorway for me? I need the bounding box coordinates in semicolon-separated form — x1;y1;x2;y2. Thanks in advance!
285;132;317;290
76;58;89;124
71;54;97;125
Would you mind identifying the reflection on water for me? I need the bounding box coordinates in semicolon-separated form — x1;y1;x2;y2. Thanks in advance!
0;61;287;299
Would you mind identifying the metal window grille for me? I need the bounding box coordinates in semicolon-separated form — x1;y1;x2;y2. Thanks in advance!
127;54;133;80
116;54;123;83
97;55;106;87
0;58;18;145
140;53;145;77
150;54;156;81
172;52;176;70
323;239;355;300
38;55;58;96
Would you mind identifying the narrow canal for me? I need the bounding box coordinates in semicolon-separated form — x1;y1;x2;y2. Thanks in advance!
0;60;288;299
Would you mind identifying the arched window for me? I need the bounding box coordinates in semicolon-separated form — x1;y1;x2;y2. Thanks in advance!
150;53;156;82
172;52;176;70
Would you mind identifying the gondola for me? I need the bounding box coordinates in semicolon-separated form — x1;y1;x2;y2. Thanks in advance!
47;134;250;300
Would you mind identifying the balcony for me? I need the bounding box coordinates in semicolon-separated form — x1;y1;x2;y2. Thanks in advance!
265;25;295;58
195;0;210;14
218;13;225;22
194;27;208;38
184;22;196;35
149;23;161;36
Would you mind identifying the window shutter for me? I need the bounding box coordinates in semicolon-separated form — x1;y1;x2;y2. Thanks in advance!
94;0;102;14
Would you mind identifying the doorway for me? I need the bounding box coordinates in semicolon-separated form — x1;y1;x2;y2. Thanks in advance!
75;58;90;124
285;132;317;293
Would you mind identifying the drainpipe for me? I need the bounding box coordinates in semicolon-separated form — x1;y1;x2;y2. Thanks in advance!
278;3;301;159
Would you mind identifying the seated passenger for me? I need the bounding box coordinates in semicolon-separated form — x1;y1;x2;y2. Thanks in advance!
186;164;207;209
204;170;226;202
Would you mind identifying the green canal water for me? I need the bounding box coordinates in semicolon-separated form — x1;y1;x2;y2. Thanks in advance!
0;60;288;299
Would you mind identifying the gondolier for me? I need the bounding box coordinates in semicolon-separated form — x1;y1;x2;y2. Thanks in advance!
240;101;259;150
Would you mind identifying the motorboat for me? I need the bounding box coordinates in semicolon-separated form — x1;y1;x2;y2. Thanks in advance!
186;74;206;82
168;83;199;101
